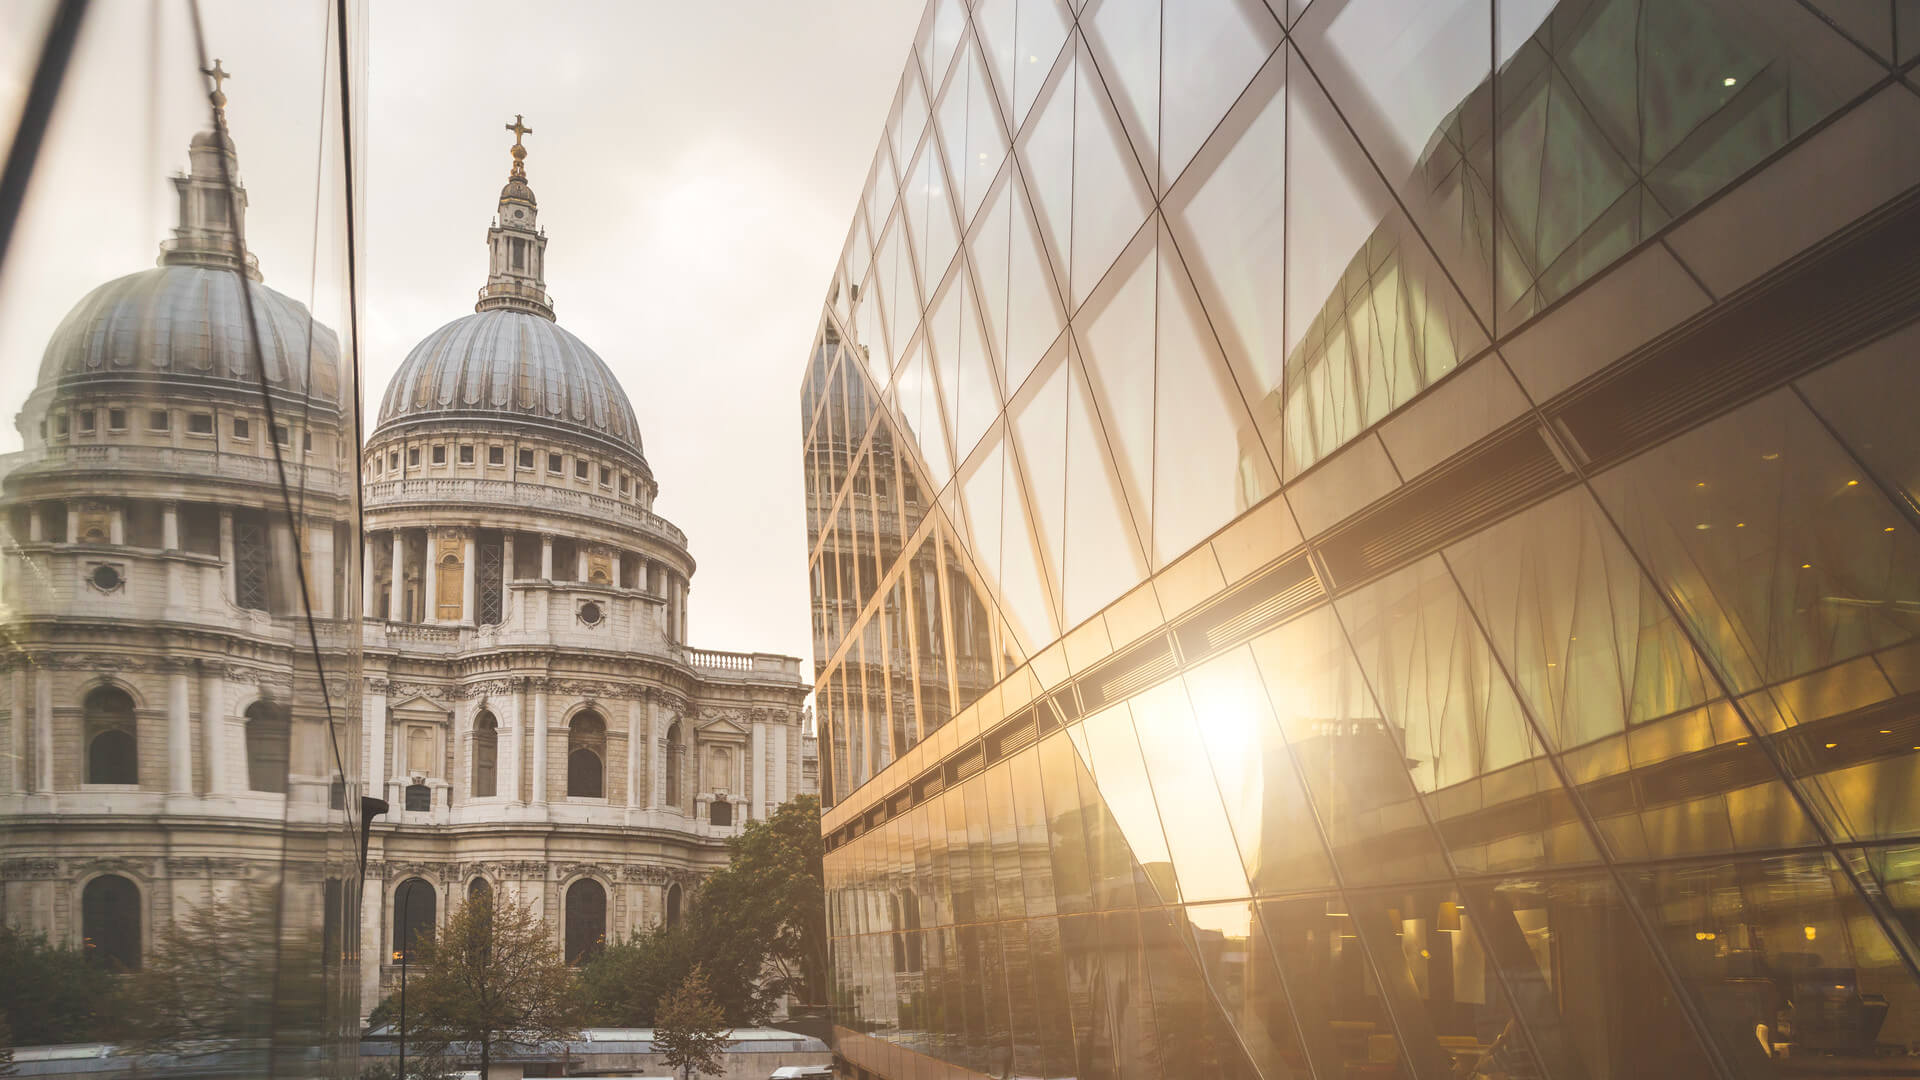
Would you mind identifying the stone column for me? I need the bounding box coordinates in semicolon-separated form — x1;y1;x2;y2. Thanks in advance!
500;533;515;620
27;506;43;542
626;698;643;808
362;535;376;616
65;506;79;544
162;502;184;610
530;686;548;805
219;509;236;600
575;546;588;582
504;683;523;803
389;530;405;621
8;669;24;793
311;520;335;618
772;723;789;808
168;672;191;793
679;580;689;641
34;668;53;791
200;666;225;794
540;534;554;579
358;874;385;1017
366;686;387;805
422;532;439;622
108;505;124;545
460;532;477;624
751;720;766;821
611;551;622;589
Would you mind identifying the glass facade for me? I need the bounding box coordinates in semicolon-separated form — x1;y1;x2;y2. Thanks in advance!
801;1;1920;1077
0;4;367;1075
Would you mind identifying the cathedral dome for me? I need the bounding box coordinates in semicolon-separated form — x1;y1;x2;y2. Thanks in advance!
36;264;341;404
374;309;647;467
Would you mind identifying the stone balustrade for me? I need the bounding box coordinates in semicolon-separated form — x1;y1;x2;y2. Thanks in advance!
1;444;350;495
362;477;687;547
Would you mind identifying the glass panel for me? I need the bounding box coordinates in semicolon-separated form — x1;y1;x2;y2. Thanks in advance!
1068;36;1155;311
1283;56;1487;476
1063;340;1150;626
1630;852;1920;1075
1334;555;1593;874
1182;647;1339;896
1152;217;1280;567
1459;875;1724;1080
1494;0;1880;325
1257;895;1414;1079
1078;702;1179;903
1158;0;1284;191
1184;900;1319;1078
1140;905;1262;1078
1082;0;1160;179
1038;732;1096;915
1;8;366;1072
1026;917;1081;1077
1592;390;1920;843
1293;0;1494;326
1248;608;1455;885
1012;0;1073;131
1128;679;1257;902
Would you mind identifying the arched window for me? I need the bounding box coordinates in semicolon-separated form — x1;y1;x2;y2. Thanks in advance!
665;882;682;927
81;875;140;970
564;879;606;965
664;721;683;807
473;711;498;798
84;686;137;785
709;799;732;827
404;783;431;811
568;710;605;798
392;878;435;962
468;877;493;907
245;701;291;794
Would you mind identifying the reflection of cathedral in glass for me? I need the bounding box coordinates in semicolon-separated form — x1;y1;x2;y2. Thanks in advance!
0;95;815;1043
801;1;1920;1078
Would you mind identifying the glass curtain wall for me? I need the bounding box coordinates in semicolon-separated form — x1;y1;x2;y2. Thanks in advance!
0;2;367;1075
802;0;1920;1078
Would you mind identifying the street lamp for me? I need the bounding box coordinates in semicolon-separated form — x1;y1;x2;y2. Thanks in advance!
394;877;425;1080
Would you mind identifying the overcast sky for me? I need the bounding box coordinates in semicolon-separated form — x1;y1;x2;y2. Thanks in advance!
0;1;920;673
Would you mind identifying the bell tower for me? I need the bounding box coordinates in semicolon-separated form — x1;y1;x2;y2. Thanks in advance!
477;113;554;319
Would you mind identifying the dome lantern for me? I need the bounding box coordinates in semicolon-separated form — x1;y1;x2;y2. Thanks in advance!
477;113;553;320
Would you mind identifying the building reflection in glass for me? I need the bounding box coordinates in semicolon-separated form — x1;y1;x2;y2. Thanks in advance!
803;0;1920;1077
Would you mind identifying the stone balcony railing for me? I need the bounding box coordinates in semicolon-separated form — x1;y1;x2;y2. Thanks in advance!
0;444;350;496
362;477;687;547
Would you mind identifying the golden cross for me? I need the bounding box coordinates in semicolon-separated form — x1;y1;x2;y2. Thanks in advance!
202;58;230;97
506;114;532;148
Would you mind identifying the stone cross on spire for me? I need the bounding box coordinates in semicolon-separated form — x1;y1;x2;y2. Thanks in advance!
506;113;532;180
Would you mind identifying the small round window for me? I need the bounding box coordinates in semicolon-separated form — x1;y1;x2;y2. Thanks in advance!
578;601;604;626
513;209;525;219
89;564;123;592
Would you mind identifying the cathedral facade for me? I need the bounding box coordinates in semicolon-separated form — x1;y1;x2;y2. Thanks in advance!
0;107;813;1016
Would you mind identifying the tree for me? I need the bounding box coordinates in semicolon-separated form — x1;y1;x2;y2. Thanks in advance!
0;925;120;1046
687;795;828;1015
653;966;730;1080
578;923;695;1026
404;890;583;1079
119;888;294;1056
578;797;828;1027
0;1010;16;1077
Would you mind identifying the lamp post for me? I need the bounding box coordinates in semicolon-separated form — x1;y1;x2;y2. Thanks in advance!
395;877;425;1080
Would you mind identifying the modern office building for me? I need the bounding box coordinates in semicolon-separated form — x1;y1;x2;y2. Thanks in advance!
800;1;1920;1078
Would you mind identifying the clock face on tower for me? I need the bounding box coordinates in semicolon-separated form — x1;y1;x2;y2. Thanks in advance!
514;209;524;219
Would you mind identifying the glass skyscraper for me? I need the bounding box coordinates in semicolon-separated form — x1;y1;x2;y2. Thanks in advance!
800;1;1920;1077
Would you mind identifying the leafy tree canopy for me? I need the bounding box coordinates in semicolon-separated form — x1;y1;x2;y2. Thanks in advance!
578;796;826;1026
0;925;120;1047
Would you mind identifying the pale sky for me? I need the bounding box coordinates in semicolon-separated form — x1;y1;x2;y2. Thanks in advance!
0;1;922;673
